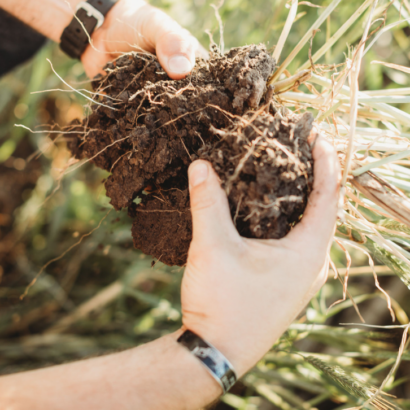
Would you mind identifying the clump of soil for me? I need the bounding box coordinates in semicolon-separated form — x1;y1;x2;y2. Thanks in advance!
69;45;314;266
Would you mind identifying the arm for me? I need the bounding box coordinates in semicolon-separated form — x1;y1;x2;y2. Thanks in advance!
1;332;221;410
0;0;200;79
0;0;76;44
0;135;340;409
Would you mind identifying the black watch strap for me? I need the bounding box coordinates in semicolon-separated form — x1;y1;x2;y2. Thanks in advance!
60;0;118;59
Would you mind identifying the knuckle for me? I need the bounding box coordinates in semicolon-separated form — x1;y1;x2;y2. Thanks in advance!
314;137;336;159
157;26;191;46
190;190;218;212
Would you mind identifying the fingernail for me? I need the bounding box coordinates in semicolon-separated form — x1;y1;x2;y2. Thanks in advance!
189;161;209;188
168;55;192;74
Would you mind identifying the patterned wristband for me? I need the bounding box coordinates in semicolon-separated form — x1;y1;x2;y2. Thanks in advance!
177;330;237;394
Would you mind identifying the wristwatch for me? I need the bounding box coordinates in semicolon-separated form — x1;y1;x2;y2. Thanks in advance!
60;0;118;59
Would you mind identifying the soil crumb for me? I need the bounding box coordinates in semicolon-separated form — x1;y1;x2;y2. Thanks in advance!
69;44;314;266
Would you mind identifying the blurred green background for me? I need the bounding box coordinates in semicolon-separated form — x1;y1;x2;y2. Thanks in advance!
1;0;410;408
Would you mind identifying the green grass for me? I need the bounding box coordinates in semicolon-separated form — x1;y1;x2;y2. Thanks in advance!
1;0;410;408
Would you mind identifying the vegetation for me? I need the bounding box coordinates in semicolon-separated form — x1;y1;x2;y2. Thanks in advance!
1;0;410;408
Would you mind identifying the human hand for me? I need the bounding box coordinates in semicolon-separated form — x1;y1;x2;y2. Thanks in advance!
181;133;340;377
81;0;205;79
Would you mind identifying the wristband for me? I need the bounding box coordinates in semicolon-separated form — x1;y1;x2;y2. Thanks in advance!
177;330;237;394
60;0;118;59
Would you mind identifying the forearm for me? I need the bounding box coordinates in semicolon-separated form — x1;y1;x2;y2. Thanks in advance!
0;0;81;42
0;331;221;410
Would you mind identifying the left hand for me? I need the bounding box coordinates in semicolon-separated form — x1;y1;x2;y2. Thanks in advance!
181;133;340;377
81;0;206;79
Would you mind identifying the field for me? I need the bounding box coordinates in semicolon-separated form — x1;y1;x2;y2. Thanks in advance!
1;0;410;408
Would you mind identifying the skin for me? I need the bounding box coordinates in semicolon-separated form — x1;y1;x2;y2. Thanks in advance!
0;135;340;409
0;0;205;79
0;1;341;407
183;134;340;377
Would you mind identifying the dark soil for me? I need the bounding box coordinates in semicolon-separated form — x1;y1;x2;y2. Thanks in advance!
69;45;314;266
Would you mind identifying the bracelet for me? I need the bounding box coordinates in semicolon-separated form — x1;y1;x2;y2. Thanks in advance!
177;330;237;394
60;0;118;59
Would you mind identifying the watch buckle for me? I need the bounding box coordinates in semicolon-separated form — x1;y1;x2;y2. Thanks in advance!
76;2;105;29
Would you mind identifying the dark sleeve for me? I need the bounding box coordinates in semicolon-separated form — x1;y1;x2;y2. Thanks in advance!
0;8;48;77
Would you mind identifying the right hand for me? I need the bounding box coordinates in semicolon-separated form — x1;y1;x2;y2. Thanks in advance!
181;133;340;377
81;0;207;79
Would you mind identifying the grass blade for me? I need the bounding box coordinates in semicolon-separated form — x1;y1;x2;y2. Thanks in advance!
299;0;373;71
272;0;298;63
269;0;342;84
353;150;410;176
342;0;378;187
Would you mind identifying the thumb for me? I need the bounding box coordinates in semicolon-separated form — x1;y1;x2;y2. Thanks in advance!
136;4;197;79
188;160;239;246
285;136;340;250
95;1;202;80
155;26;196;80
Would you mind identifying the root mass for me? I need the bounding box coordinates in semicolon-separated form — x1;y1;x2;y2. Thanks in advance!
69;45;314;266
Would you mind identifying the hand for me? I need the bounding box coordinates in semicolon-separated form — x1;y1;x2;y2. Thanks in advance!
181;133;340;377
82;0;205;79
0;0;204;79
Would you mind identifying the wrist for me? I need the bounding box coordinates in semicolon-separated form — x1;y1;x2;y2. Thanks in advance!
177;329;238;394
181;324;256;378
165;331;224;402
39;0;83;42
63;0;127;63
0;0;82;43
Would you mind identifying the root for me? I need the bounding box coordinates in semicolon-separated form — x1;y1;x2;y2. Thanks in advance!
31;88;122;102
64;135;131;176
21;209;112;300
340;236;396;322
224;138;259;194
46;59;118;111
233;193;244;225
335;238;352;305
328;256;365;323
67;45;311;264
135;209;183;214
211;0;225;54
117;59;151;98
110;150;132;172
157;108;209;130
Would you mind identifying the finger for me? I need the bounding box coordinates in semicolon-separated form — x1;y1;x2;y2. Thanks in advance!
285;135;340;249
81;29;110;79
129;4;196;79
188;160;239;246
155;26;196;80
86;2;203;79
80;0;148;78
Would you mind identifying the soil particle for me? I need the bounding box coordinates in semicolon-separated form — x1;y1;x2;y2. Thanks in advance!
129;189;192;267
200;111;313;240
69;44;314;266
